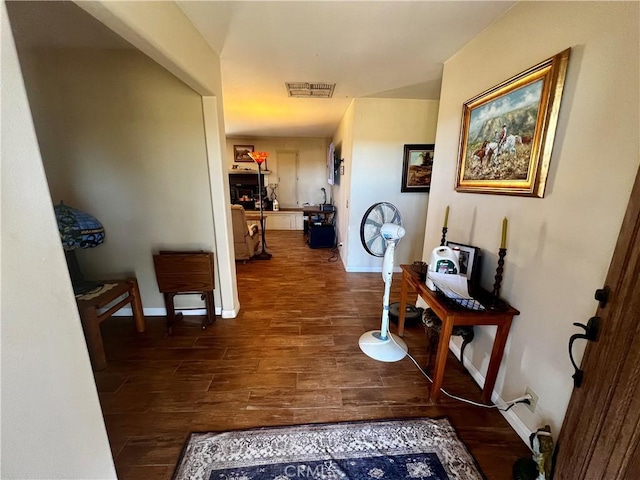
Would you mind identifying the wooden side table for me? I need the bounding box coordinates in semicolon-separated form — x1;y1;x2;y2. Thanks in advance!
76;278;146;370
398;265;519;403
153;251;216;333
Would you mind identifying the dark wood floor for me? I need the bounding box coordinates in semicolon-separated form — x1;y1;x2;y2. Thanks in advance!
96;230;529;480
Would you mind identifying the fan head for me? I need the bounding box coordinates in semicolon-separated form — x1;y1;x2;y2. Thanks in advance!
360;202;403;257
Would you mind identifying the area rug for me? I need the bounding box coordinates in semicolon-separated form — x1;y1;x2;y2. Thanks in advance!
173;417;484;480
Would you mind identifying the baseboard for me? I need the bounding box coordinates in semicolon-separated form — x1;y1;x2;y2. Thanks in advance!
345;266;402;273
447;340;533;448
345;266;380;272
221;307;238;318
110;307;223;317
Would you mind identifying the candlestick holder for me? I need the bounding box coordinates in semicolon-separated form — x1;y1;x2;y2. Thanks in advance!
440;227;448;246
488;248;508;310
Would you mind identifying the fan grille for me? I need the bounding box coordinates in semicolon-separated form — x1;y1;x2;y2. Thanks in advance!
360;202;402;257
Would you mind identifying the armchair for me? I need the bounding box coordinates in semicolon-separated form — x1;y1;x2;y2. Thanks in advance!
231;204;260;261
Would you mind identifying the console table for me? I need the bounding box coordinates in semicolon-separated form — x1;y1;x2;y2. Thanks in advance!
397;265;519;403
76;278;145;370
303;205;336;228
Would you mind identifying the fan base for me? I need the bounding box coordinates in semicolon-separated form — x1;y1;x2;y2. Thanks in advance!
359;331;408;362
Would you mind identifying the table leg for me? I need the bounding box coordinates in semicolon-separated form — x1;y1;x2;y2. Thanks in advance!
482;318;513;404
398;272;409;337
164;292;177;334
127;278;146;333
430;316;454;403
79;307;107;371
204;291;215;328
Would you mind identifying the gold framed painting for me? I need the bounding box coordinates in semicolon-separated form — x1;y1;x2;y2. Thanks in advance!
455;48;570;197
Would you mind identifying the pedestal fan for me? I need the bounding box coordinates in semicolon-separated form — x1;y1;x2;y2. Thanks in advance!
358;202;408;362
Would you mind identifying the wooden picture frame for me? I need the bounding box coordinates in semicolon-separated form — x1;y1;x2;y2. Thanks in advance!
446;241;481;286
401;144;434;193
455;48;570;197
234;145;254;163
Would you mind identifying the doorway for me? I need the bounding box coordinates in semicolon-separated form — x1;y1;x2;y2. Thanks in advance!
276;150;299;208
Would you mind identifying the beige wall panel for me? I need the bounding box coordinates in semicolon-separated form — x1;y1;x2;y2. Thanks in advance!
21;48;215;310
424;1;639;439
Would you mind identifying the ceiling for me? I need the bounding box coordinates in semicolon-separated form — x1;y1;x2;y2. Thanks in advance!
7;1;516;138
176;1;515;138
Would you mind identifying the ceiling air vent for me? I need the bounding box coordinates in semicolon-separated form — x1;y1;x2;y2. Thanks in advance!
286;82;335;98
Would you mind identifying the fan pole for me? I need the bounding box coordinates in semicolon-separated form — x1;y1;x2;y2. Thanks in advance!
378;240;396;340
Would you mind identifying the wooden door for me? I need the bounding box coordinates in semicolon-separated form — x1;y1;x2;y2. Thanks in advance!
276;150;299;208
554;167;640;479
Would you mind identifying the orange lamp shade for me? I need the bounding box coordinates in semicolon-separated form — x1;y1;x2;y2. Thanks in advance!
248;151;269;165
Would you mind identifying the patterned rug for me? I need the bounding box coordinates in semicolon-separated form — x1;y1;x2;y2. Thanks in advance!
173;417;484;480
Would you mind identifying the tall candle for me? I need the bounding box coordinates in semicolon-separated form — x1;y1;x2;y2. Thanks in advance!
501;217;508;249
444;206;450;228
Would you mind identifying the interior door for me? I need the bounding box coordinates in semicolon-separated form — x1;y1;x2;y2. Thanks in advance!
276;150;299;208
554;166;640;479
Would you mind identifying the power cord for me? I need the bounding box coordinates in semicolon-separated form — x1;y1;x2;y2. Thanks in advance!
327;212;340;263
386;324;531;411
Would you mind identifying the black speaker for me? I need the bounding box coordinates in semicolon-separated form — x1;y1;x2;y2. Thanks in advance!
308;225;335;248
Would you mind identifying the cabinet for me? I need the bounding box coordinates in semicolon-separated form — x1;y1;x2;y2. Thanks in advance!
245;210;304;231
229;172;267;209
268;214;296;230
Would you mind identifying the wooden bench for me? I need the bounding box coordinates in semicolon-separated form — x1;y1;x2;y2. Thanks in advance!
76;278;145;370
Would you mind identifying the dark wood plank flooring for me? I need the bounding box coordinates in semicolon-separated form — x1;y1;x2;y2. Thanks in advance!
97;230;530;479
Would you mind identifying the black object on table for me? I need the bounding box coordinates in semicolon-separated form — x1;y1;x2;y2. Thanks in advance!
304;205;337;248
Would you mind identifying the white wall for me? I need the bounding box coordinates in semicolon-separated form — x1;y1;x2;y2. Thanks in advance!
75;0;220;97
226;136;331;206
335;98;439;272
19;48;219;313
76;0;239;317
424;1;639;440
332;101;356;265
1;4;116;478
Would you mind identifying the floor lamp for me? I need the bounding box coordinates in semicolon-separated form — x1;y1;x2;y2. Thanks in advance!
248;151;272;260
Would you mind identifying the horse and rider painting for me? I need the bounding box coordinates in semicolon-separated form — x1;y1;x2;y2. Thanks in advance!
455;48;570;197
465;79;542;181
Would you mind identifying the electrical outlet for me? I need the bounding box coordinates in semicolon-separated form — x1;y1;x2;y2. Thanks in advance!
338;242;343;247
525;386;538;413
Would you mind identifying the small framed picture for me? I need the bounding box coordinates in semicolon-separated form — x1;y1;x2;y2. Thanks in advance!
446;241;481;286
234;145;254;163
401;144;434;192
